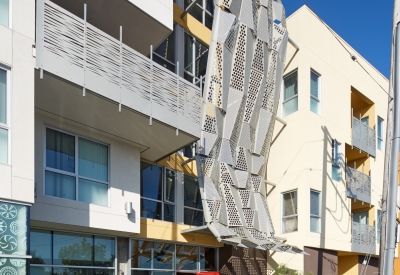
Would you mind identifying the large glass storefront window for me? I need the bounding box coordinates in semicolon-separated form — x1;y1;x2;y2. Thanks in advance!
30;230;115;275
131;240;216;274
0;201;29;275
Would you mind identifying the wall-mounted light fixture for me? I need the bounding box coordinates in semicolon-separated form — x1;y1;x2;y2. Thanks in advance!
125;202;132;215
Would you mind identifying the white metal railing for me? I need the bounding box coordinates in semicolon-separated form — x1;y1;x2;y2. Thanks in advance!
351;222;376;254
346;166;371;204
36;0;202;137
352;116;376;157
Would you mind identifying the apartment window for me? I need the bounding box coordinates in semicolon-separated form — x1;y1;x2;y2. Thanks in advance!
310;190;321;233
45;128;109;206
140;162;176;222
131;240;217;273
282;190;298;233
353;211;368;224
184;32;208;87
310;70;321;115
0;0;10;27
377;210;382;244
184;0;214;29
30;229;115;274
282;70;298;117
153;25;176;73
184;174;204;226
332;139;342;181
377;117;384;151
0;67;9;164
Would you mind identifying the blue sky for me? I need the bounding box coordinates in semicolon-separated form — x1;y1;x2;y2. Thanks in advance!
283;0;393;78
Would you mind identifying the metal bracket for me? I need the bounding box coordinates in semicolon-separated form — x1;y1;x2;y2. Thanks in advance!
264;180;276;187
181;156;196;166
180;0;200;18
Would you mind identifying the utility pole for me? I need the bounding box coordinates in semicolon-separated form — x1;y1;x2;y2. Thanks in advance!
380;1;400;274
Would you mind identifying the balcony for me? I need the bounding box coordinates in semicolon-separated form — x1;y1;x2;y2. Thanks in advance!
351;222;376;254
35;0;202;161
351;116;376;158
346;166;371;204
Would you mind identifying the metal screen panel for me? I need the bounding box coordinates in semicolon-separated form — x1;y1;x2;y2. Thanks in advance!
352;116;376;157
36;0;202;137
346;166;371;204
195;0;303;253
351;222;376;254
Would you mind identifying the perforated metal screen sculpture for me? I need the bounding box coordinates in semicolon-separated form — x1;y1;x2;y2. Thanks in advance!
195;0;304;253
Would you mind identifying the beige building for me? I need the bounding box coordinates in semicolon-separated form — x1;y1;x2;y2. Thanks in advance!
267;5;389;275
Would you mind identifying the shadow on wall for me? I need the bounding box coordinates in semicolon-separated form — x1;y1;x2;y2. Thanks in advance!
321;126;351;243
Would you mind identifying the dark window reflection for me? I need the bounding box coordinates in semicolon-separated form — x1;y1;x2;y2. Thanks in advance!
184;175;202;209
53;232;93;266
46;128;75;173
164;204;175;222
94;236;115;267
141;199;162;220
176;245;198;271
200;247;216;271
153;25;176;73
30;230;115;270
140;162;162;201
31;230;52;265
184;208;204;226
131;240;174;270
165;169;176;202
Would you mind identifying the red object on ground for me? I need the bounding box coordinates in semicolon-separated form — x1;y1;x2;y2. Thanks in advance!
196;273;220;275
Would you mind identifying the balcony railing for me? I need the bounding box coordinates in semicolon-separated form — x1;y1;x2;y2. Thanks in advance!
36;0;202;137
346;166;371;204
352;116;376;157
352;222;376;254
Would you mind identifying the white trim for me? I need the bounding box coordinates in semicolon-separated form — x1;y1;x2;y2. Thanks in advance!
43;126;110;207
0;255;32;259
0;198;32;206
310;68;321;116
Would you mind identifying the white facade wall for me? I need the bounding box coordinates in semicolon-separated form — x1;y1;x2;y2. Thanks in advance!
267;6;388;270
31;111;141;235
0;0;35;204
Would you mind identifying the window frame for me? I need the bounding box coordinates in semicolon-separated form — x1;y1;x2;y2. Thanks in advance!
310;69;321;115
184;0;214;29
43;126;110;206
377;116;384;151
183;173;204;226
282;69;298;118
184;32;209;87
281;189;298;234
310;189;321;233
140;161;177;223
0;64;11;165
